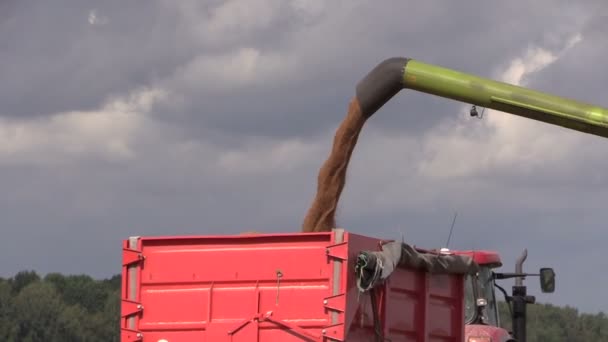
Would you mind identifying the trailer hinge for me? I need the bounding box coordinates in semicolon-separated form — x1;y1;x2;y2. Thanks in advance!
323;293;345;313
326;242;348;260
121;299;144;317
322;323;345;341
122;248;144;266
121;328;143;342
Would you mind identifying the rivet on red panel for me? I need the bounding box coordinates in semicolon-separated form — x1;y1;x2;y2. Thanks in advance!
120;328;143;342
323;293;346;313
322;323;345;341
121;299;143;317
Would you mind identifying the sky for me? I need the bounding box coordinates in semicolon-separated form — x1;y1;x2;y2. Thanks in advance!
1;0;608;314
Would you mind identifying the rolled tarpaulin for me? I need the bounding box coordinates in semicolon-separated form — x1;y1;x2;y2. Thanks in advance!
355;241;479;292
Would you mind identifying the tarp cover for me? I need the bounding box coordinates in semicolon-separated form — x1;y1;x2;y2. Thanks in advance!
355;241;479;292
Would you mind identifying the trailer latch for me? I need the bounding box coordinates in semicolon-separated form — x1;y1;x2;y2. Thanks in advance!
322;323;345;341
122;248;144;266
121;299;144;317
326;242;348;260
121;328;143;342
323;293;345;313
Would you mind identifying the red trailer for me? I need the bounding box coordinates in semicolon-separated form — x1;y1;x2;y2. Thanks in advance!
120;229;477;341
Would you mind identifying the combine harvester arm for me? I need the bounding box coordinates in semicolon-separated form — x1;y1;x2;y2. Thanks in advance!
356;57;608;138
301;57;608;233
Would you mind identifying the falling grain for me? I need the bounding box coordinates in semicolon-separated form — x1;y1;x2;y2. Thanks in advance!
301;97;368;232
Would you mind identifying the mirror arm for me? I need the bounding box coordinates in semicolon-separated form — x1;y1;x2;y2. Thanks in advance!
494;272;540;280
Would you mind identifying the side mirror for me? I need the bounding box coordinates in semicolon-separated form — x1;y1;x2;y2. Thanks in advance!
540;267;555;293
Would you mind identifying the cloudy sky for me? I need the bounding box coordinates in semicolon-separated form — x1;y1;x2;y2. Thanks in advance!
2;1;608;313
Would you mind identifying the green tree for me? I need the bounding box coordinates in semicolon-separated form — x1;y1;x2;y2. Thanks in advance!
10;270;40;294
0;280;16;340
13;281;64;341
46;274;108;313
499;301;608;342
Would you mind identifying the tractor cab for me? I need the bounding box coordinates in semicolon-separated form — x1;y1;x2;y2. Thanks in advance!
455;250;503;327
448;249;556;342
449;249;515;341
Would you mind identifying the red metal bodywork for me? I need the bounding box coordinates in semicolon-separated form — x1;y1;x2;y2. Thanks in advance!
451;250;512;342
452;250;502;268
465;324;512;342
120;230;467;341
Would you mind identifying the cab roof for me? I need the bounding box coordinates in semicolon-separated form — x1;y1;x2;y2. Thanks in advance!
451;250;502;268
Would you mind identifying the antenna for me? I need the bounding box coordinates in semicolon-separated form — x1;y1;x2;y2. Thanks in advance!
445;211;458;248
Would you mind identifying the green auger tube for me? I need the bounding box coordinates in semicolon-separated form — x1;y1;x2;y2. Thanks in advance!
355;57;608;139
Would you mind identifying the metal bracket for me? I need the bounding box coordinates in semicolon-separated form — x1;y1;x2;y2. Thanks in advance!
122;248;144;266
322;294;346;341
121;299;143;318
121;328;143;342
326;242;348;260
322;323;345;341
323;293;346;313
228;311;320;340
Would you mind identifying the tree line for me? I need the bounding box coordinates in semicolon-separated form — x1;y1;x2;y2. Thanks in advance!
0;271;119;341
0;270;606;341
498;301;608;341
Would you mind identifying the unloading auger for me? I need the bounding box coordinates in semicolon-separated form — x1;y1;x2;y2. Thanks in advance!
301;57;608;233
356;57;608;137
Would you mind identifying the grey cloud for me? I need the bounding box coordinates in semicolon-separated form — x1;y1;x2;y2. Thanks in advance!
153;0;594;141
1;0;191;117
530;15;608;107
1;0;584;129
1;0;608;316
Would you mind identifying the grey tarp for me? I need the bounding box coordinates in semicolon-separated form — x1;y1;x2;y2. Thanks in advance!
355;241;479;292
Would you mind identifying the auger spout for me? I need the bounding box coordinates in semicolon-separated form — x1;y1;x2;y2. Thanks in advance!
356;57;608;138
301;57;608;233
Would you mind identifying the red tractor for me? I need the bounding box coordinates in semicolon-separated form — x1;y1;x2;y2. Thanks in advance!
450;248;555;342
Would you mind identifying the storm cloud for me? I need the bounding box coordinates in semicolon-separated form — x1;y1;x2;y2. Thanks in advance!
1;0;608;314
